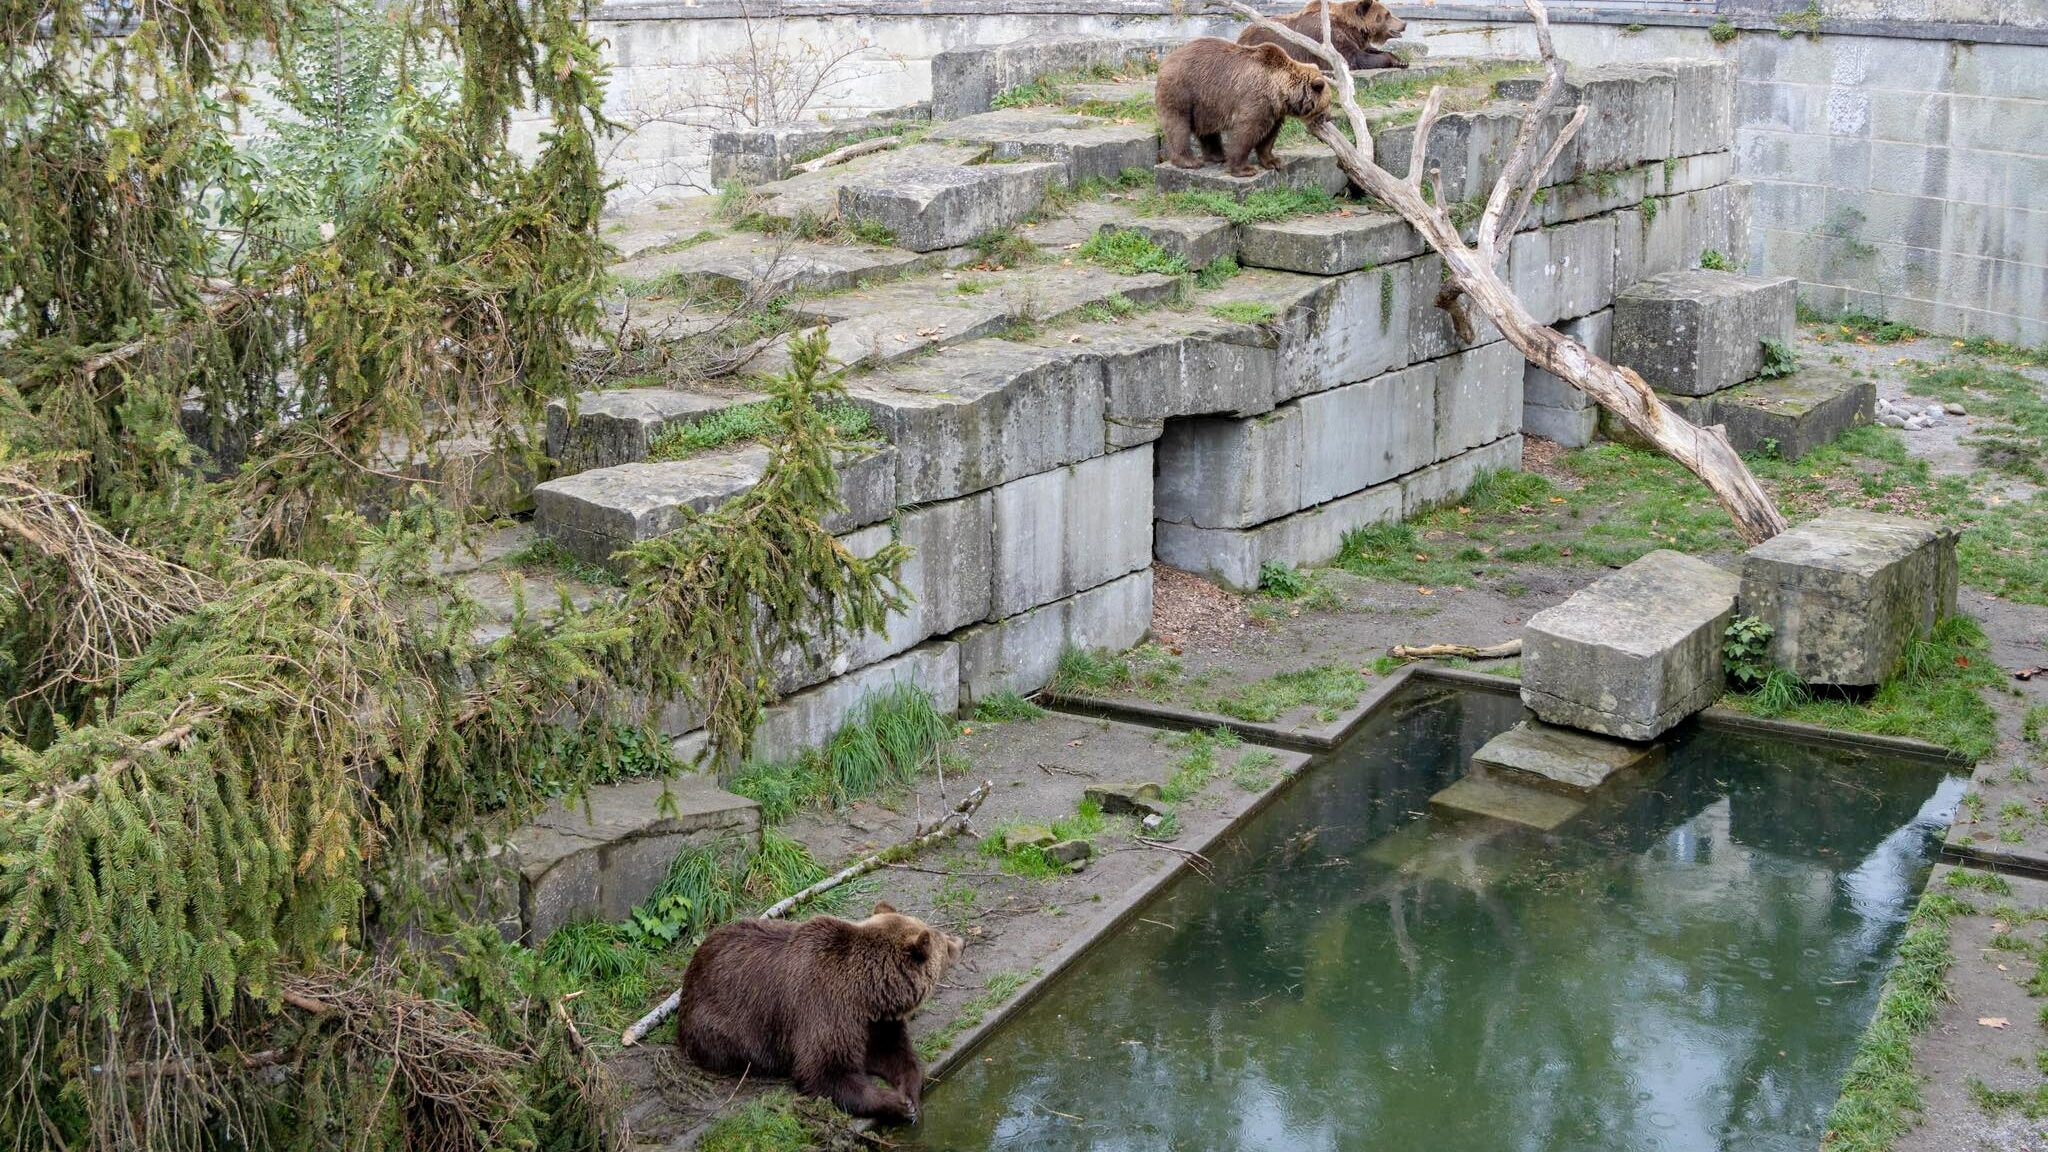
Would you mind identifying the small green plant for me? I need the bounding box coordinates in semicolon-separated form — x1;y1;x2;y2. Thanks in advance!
1161;185;1336;226
504;534;626;588
1641;195;1661;225
1824;890;1972;1150
2024;704;2045;745
1199;665;1368;724
1724;616;1775;690
825;682;957;804
972;227;1039;269
1709;16;1738;42
847;218;897;246
955;277;987;295
1079;228;1190;276
699;1088;848;1152
1699;248;1735;271
1622;21;1647;33
1835;311;1923;343
918;970;1036;1059
1083;292;1142;323
1777;1;1823;38
1258;561;1310;598
648;398;877;460
1232;750;1282;791
1759;338;1799;379
973;690;1048;723
1193;255;1241;289
1212;300;1279;325
1050;644;1184;696
1162;726;1242;801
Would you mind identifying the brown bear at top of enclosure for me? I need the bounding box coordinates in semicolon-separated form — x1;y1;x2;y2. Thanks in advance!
1239;0;1409;72
673;902;965;1124
1156;39;1333;178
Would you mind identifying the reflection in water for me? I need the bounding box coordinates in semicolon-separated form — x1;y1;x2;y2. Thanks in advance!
911;687;1964;1152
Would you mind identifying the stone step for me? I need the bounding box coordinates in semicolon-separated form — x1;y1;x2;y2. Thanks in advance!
370;429;537;518
1429;773;1586;831
710;111;927;186
927;109;1160;186
748;142;988;230
1471;719;1660;791
545;385;767;474
930;34;1177;120
1152;146;1347;200
1521;549;1739;742
1739;510;1957;688
610;232;947;300
1036;306;1280;449
1093;214;1238;270
531;444;897;569
839;159;1064;253
1201;266;1417;400
672;641;963;770
1061;79;1154;111
1494;61;1681;178
954;568;1153;705
1637;366;1875;462
845;339;1107;506
507;775;761;941
1616;181;1754;289
602;197;725;260
1613;269;1797;397
1236;209;1427;276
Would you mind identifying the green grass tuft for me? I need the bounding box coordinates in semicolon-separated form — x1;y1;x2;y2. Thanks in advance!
503;534;626;588
1196;665;1367;724
1048;643;1183;697
972;690;1047;723
646;398;876;461
1211;301;1277;325
1078;228;1189;277
918;969;1036;1060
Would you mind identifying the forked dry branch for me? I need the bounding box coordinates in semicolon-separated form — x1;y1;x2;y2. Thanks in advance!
1213;0;1789;544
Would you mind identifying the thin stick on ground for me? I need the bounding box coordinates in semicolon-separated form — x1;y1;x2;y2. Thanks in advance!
1392;640;1523;660
792;135;900;174
618;780;995;1046
1210;0;1789;546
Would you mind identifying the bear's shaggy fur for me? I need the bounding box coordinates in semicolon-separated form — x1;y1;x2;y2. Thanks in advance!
1155;39;1333;177
674;903;964;1124
1239;1;1408;72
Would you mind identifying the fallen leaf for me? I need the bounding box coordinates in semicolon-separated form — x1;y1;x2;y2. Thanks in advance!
1956;656;1971;668
1980;1017;2011;1029
1417;587;1434;596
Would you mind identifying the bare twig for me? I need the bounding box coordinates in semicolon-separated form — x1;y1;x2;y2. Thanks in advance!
619;781;994;1047
792;135;900;174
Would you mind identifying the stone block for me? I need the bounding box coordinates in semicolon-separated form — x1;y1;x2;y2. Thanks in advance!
1522;402;1598;448
1704;367;1875;461
1662;58;1737;159
1202;266;1411;400
747;642;963;767
1472;720;1660;791
953;569;1154;703
1152;146;1342;199
1652;151;1736;197
1376;107;1533;204
1614;269;1798;397
1535;164;1650;230
1429;774;1585;831
838;162;1060;253
930;36;1175;121
1236;211;1428;276
510;828;601;942
989;446;1154;618
1407;252;1504;362
1433;343;1525;462
545;387;765;473
1739;511;1959;687
1098;216;1239;271
749;142;986;230
533;445;896;569
1155;481;1402;591
847;341;1107;505
1508;216;1618;326
1499;64;1679;175
709;115;921;185
1521;549;1740;741
609;234;933;300
1614;182;1754;287
1401;434;1523;517
929;110;1161;186
1087;310;1280;448
1155;362;1434;530
374;431;536;518
1523;310;1611;412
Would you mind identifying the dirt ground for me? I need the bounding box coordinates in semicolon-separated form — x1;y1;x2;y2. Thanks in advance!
621;323;2048;1149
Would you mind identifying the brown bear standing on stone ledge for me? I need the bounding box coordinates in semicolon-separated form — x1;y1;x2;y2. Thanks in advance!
674;902;965;1124
1239;1;1409;72
1156;39;1333;177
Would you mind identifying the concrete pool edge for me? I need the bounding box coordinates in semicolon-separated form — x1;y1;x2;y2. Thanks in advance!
1042;665;1427;751
931;664;1983;1087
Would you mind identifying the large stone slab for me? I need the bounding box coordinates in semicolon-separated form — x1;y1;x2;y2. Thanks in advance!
1660;58;1737;159
1155;362;1435;530
1377;106;1545;204
1429;774;1586;831
609;233;934;300
1155;480;1402;591
1151;146;1346;199
1077;309;1280;449
1433;342;1525;462
1659;367;1875;461
710;114;923;185
533;445;896;568
1236;211;1428;276
1507;215;1618;327
1522;310;1609;448
1613;269;1798;397
1739;511;1959;687
1472;720;1659;791
989;446;1154;618
1407;252;1504;362
846;340;1107;505
545;386;765;473
1496;63;1679;176
1096;216;1239;271
508;776;760;940
1204;266;1413;399
838;161;1061;253
928;109;1161;185
953;569;1154;704
1613;182;1754;288
930;35;1175;120
749;142;986;228
1521;549;1740;741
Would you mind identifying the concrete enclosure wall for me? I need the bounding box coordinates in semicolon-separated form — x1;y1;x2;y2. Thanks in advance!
566;1;2046;344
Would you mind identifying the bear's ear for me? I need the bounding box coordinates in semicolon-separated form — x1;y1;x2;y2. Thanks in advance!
1252;42;1290;67
871;901;898;916
904;928;932;968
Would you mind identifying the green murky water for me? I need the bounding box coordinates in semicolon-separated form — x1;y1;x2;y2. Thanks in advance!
911;686;1964;1152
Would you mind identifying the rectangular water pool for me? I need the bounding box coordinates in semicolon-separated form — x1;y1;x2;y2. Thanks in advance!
911;684;1965;1152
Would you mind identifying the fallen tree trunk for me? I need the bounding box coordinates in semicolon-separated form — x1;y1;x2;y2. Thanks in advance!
619;780;994;1047
1392;640;1522;660
1215;0;1789;545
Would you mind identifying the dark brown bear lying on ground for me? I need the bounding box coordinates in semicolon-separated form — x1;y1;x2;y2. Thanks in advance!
1156;39;1333;178
1239;0;1409;72
675;902;965;1124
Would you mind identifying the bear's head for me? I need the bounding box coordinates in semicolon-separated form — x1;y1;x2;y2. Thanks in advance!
861;902;965;995
1253;44;1334;121
1309;0;1404;45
